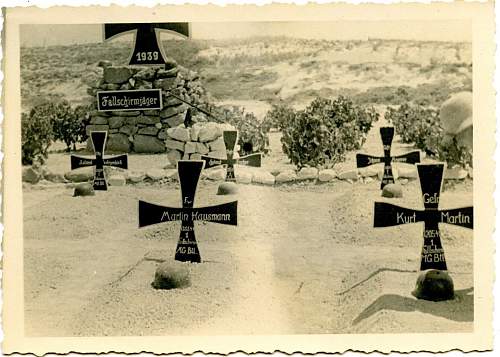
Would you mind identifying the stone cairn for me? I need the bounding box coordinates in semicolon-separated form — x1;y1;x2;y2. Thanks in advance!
85;59;207;153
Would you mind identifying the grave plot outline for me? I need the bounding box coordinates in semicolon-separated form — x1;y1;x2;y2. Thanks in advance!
357;126;420;189
70;131;128;190
103;22;190;66
201;130;262;182
138;160;238;263
373;163;473;272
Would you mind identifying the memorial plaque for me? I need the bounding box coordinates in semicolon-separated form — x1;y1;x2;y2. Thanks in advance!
70;131;128;190
357;127;420;189
202;130;262;182
138;160;238;263
373;163;473;272
97;89;162;111
104;22;189;66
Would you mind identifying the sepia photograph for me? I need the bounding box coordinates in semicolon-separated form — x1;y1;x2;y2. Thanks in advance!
2;3;494;354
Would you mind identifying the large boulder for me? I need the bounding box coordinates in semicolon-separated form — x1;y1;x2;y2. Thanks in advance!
65;167;94;183
297;167;318;180
167;127;191;142
22;166;41;184
134;135;165;153
103;66;133;84
381;183;403;198
106;133;131;153
275;170;297;183
440;92;472;135
338;169;359;181
198;122;222;142
318;169;336;182
107;116;125;129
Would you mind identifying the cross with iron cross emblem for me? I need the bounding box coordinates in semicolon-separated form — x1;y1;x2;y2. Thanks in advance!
138;160;238;263
357;127;420;189
104;23;189;66
70;131;128;190
201;131;262;182
373;164;473;273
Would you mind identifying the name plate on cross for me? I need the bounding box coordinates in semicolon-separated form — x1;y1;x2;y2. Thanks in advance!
138;160;238;263
103;22;190;66
70;131;128;190
201;130;262;182
357;127;420;189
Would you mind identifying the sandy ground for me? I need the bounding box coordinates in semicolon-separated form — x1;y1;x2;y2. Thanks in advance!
23;115;474;336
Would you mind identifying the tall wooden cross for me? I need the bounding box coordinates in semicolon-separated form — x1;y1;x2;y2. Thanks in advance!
357;127;420;189
201;130;262;182
138;160;238;263
70;131;128;190
373;163;473;272
104;23;189;66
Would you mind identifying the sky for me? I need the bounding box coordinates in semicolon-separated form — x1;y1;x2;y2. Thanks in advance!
20;20;471;47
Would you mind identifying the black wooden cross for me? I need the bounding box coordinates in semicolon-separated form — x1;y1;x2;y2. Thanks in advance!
70;131;128;190
201;131;262;182
374;163;473;271
357;127;420;189
138;160;238;263
104;23;189;66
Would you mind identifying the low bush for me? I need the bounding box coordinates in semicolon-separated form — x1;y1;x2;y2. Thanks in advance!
51;101;90;151
272;96;379;168
385;103;472;168
21;103;54;165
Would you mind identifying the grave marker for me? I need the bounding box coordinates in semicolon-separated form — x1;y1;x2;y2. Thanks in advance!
201;130;262;182
373;163;473;300
138;160;238;263
357;127;420;189
104;22;189;66
70;131;128;190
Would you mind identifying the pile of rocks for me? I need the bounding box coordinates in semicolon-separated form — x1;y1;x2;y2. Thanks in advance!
165;122;237;167
85;59;207;153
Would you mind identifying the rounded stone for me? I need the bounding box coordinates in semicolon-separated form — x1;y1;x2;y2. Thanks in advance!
413;269;454;301
217;182;238;195
381;183;403;198
73;183;95;197
152;262;190;290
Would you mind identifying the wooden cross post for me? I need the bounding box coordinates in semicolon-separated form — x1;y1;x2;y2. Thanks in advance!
138;160;238;263
357;127;420;189
373;163;473;299
70;131;128;190
201;130;262;182
103;23;189;66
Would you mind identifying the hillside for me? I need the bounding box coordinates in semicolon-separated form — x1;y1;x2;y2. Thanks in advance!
20;37;472;114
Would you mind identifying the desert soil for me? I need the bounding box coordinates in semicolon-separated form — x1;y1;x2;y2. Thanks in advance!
24;117;473;336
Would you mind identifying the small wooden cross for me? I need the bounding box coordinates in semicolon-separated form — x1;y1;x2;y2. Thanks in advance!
373;163;473;272
357;127;420;189
138;160;238;263
104;22;189;66
70;131;128;190
201;131;262;182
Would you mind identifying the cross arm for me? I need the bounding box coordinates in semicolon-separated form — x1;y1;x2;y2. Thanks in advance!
104;24;140;40
439;206;473;229
71;155;95;170
356;153;383;168
201;155;227;169
138;200;185;228
391;151;420;164
374;202;422;227
236;153;262;167
103;154;128;169
191;201;238;226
